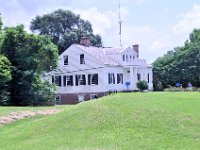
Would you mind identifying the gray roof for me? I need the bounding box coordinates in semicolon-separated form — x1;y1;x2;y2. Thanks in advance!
73;44;149;67
75;44;121;66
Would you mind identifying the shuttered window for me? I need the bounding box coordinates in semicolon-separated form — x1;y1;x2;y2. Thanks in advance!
63;75;73;86
52;76;61;86
76;74;86;86
88;74;98;85
117;73;123;84
108;73;115;84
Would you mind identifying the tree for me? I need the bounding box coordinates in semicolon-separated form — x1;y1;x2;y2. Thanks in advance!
1;25;58;105
0;13;2;30
153;29;200;89
136;80;148;91
0;55;12;105
30;9;102;54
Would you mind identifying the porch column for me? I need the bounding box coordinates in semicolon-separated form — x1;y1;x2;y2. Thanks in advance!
130;67;134;90
133;67;138;89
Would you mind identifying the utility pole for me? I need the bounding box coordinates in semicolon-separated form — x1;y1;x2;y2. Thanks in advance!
118;0;123;47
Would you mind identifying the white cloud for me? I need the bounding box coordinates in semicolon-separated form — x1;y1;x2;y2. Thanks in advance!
172;4;200;35
74;7;115;35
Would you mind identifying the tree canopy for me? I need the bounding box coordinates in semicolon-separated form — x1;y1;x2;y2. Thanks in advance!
1;25;58;105
30;9;102;54
153;29;200;90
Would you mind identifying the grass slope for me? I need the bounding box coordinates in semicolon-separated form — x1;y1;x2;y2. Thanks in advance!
0;92;200;150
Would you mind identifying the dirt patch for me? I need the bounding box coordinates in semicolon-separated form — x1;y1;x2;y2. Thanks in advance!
0;109;62;125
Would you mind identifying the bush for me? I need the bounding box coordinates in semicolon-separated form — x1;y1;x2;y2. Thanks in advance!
164;87;182;92
155;82;164;91
136;80;148;92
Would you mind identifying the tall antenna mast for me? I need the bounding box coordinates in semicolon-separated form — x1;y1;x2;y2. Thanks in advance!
118;0;123;47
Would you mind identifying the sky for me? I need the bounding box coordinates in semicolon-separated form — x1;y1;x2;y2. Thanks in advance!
1;0;200;63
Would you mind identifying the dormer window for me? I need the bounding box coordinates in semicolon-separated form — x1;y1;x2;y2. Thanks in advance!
63;55;68;65
80;54;85;64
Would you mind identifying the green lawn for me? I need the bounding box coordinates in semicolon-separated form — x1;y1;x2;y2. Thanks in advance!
0;92;200;150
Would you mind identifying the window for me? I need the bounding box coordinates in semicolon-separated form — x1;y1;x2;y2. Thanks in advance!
133;55;135;60
108;73;115;84
130;55;132;60
147;73;150;83
117;73;123;84
63;75;73;86
88;74;98;85
55;95;61;105
76;74;86;86
122;54;125;61
90;94;98;99
63;55;68;65
137;73;141;81
80;54;85;64
126;55;128;62
52;76;61;86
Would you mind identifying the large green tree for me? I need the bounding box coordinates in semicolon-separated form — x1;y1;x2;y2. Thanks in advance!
0;55;12;105
30;9;102;54
153;29;200;89
0;14;12;104
1;25;58;105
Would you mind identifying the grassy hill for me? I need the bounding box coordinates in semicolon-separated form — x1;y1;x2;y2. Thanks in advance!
0;92;200;150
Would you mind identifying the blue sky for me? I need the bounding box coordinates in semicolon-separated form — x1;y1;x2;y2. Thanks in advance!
1;0;200;63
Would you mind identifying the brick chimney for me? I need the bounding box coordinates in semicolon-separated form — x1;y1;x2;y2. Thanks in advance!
80;37;90;47
132;44;139;58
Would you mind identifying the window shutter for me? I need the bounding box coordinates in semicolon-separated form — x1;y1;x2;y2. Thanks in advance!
58;76;61;87
83;75;86;85
117;74;119;84
52;76;54;83
96;74;98;85
76;75;78;86
113;74;115;84
70;75;73;86
88;74;91;85
63;76;66;86
108;73;110;84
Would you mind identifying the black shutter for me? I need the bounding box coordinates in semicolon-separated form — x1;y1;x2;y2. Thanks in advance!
63;76;66;86
83;75;86;85
76;75;78;86
96;74;98;85
113;74;115;84
88;74;91;85
58;76;61;87
70;75;73;86
121;74;123;84
117;74;119;84
52;76;54;83
108;73;110;84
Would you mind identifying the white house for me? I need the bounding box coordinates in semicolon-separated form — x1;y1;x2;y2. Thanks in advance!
45;37;153;104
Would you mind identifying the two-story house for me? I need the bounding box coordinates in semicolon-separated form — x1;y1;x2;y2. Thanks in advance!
45;37;153;104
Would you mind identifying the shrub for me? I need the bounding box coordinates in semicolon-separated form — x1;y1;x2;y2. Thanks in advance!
136;80;148;92
156;82;164;91
164;87;182;92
